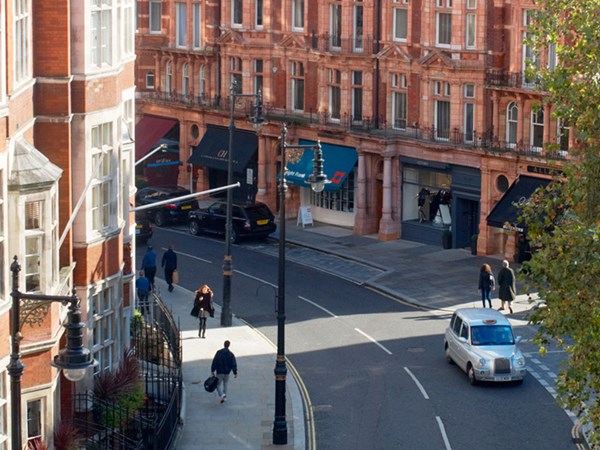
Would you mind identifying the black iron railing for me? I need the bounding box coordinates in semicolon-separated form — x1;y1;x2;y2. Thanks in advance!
71;292;182;450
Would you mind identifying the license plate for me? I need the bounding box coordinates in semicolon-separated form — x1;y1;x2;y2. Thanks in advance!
181;205;192;210
498;376;511;381
257;219;269;225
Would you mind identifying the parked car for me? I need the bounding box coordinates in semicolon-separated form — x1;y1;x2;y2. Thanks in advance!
135;211;153;244
135;186;198;227
444;308;526;385
188;201;276;243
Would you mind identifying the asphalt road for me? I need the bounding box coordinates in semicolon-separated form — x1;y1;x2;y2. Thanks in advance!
138;225;578;450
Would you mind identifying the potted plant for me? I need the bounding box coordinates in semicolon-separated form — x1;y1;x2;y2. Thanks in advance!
471;233;479;255
442;228;452;249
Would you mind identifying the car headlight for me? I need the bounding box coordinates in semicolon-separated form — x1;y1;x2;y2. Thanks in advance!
477;358;488;368
514;356;525;367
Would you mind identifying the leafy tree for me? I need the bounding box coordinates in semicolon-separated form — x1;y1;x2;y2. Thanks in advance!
522;0;600;445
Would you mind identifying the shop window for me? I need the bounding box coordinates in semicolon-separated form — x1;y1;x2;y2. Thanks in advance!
402;166;452;226
310;168;355;212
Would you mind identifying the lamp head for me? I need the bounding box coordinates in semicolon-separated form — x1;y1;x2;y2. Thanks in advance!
306;142;329;193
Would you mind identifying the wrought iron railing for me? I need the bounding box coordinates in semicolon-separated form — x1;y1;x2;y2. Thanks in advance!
71;292;182;449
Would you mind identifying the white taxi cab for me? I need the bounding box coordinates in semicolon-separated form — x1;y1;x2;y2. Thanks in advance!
444;308;526;385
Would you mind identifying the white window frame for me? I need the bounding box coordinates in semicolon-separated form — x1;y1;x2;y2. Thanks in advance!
149;0;162;32
557;119;569;154
393;8;407;41
436;12;452;47
255;0;263;28
14;0;30;84
92;285;117;374
330;3;342;49
90;122;115;233
292;0;304;30
530;109;544;151
254;59;263;96
91;0;113;68
26;398;44;446
352;71;363;122
435;99;451;141
0;0;6;106
466;14;476;49
176;2;187;47
122;0;134;56
291;61;304;111
466;0;476;9
353;5;363;52
506;102;518;147
0;370;8;449
232;0;243;27
392;91;407;130
166;61;172;94
199;65;206;98
0;169;5;302
464;103;474;143
182;63;190;95
328;69;341;121
193;2;202;48
146;71;155;89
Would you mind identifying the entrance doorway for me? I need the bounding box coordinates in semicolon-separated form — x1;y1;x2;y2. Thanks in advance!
455;197;479;248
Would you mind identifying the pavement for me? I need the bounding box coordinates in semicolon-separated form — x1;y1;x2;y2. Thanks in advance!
155;221;543;450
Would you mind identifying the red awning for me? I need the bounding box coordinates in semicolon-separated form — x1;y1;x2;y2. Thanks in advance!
135;116;177;160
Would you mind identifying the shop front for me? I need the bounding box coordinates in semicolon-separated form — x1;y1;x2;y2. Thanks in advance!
188;125;259;203
486;175;551;262
284;140;358;227
401;158;481;248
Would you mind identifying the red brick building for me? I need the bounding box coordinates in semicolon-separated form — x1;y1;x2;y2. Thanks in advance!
0;1;136;446
135;0;567;260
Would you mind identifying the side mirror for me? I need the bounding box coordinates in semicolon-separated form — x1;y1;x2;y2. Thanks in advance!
458;337;468;345
515;336;522;344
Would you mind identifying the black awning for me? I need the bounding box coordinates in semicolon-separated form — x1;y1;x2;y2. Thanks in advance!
486;175;551;230
188;125;257;172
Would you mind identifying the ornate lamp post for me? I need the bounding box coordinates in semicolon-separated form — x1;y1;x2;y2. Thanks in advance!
221;81;264;327
8;257;94;450
273;125;328;445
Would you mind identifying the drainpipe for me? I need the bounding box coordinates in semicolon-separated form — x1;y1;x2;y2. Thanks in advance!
374;0;382;128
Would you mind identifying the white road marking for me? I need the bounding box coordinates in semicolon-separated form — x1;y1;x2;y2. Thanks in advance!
235;270;276;288
355;328;393;355
403;367;429;399
298;296;338;318
436;416;452;450
173;249;212;264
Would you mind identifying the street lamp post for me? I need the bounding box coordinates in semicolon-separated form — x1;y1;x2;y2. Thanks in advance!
134;143;168;167
8;257;94;450
221;81;264;327
273;125;328;445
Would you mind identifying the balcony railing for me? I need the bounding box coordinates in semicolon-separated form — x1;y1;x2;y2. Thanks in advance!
486;70;542;90
137;91;567;161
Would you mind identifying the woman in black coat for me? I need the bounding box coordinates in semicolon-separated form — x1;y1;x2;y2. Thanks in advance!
497;260;516;313
191;285;214;338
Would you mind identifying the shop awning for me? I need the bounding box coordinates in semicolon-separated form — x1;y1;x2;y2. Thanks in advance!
486;175;551;230
135;116;178;160
188;125;258;172
284;140;357;192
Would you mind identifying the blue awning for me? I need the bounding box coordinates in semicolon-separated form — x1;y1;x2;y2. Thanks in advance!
284;140;357;192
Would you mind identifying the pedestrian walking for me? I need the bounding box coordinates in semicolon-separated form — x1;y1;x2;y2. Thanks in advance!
497;259;516;313
478;263;495;308
135;270;151;315
161;244;178;292
191;285;214;338
211;340;237;403
141;245;157;290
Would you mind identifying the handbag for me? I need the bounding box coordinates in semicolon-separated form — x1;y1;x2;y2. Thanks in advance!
172;270;179;284
190;303;200;318
204;375;219;393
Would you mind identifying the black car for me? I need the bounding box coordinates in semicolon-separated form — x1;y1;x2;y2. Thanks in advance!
135;186;199;227
135;212;153;244
188;201;277;243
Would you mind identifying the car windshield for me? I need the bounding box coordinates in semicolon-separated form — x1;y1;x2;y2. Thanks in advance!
470;325;514;346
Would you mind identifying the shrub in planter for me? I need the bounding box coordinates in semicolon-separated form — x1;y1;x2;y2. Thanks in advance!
93;348;145;428
53;421;82;450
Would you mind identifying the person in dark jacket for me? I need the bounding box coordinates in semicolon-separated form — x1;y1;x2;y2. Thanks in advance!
497;259;516;313
478;263;495;308
161;244;178;292
211;340;238;403
193;285;214;338
141;245;157;290
135;270;151;315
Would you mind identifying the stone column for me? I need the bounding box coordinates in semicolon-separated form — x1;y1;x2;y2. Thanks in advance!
353;151;367;233
378;155;398;240
516;94;525;146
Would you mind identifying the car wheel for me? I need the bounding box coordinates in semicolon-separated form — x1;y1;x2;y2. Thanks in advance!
445;344;454;365
467;364;478;386
154;211;167;227
189;220;201;236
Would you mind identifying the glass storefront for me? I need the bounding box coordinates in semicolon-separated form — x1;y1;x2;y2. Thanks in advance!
402;166;452;226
